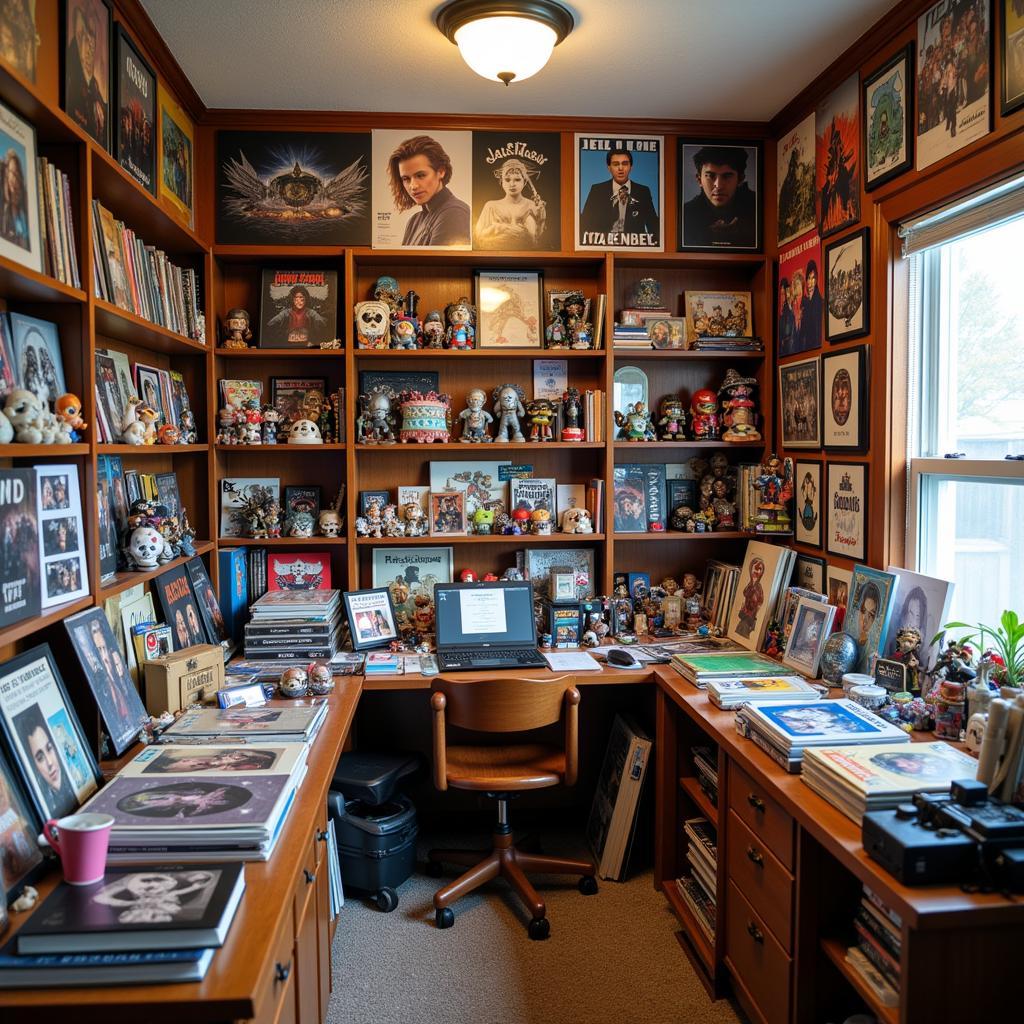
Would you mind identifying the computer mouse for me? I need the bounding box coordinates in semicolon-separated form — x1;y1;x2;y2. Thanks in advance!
607;648;642;669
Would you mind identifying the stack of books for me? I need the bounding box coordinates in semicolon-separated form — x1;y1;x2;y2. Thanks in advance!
612;323;653;347
735;699;911;773
844;885;902;1008
706;674;821;709
703;560;740;628
37;156;81;288
0;864;245;987
693;336;763;352
670;650;786;689
679;817;717;942
244;589;342;662
691;745;719;807
801;741;980;824
161;703;329;745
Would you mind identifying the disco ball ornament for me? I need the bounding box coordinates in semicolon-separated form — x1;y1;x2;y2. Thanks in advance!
820;632;859;685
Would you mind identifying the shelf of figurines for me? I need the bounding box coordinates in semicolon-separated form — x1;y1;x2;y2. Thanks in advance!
95;299;209;356
354;442;604;452
0;252;88;305
613;440;763;450
611;349;764;361
96;443;209;455
617;530;754;543
220;537;347;547
217;348;347;359
354;534;607;546
0;442;90;458
98;541;216;601
352;349;603;360
215;443;347;453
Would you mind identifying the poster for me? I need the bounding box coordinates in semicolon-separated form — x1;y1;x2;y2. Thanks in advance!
157;82;194;227
777;231;823;357
815;72;861;238
826;462;867;561
776;112;816;245
0;102;41;272
36;465;88;608
679;139;761;251
114;26;155;194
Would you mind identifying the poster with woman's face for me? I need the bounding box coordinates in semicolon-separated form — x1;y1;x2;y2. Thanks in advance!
372;129;472;250
0;102;41;272
63;0;110;148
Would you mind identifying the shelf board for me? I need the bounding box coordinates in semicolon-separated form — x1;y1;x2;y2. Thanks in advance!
355;533;606;546
0;253;87;305
820;937;899;1024
215;444;346;452
354;442;603;452
0;63;90;147
612;348;764;360
215;348;346;358
352;348;603;359
0;595;94;650
96;444;209;455
680;776;719;827
615;530;751;542
660;879;714;969
0;443;90;458
613;440;763;449
218;537;347;547
352;249;607;268
94;300;209;356
98;541;216;601
213;244;344;262
615;251;768;269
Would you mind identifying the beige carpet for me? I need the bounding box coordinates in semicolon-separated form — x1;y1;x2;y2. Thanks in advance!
327;828;744;1024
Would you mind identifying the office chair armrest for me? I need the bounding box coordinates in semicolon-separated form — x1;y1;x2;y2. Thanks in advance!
564;686;581;787
431;690;448;791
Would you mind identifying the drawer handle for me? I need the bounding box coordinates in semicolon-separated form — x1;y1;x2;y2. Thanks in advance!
304;868;315;884
275;961;291;983
746;921;764;944
747;792;766;812
317;829;329;842
746;845;764;868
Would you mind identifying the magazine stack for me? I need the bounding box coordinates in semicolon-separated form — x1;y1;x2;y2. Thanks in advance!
670;650;786;689
243;589;343;662
844;885;902;1009
677;817;717;942
734;699;911;773
691;745;719;808
706;675;821;709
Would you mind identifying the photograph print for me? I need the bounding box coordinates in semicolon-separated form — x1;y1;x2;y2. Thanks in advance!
783;597;836;677
0;745;45;903
35;464;87;607
882;565;954;671
1003;0;1024;115
825;227;870;342
864;43;914;190
778;231;824;356
0;468;40;630
844;565;899;674
472;131;560;251
827;565;853;631
153;562;207;651
777;113;816;246
795;460;823;549
0;0;38;83
794;553;827;595
62;0;110;147
372;129;472;249
114;24;156;194
576;133;663;251
779;355;821;449
815;72;861;238
157;81;194;227
679;138;761;251
0;101;41;273
259;269;338;348
822;345;868;450
217;130;371;245
916;0;991;171
343;588;399;651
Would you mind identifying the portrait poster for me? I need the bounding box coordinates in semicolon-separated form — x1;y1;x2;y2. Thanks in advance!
475;270;542;348
134;361;166;425
0;644;101;822
153;563;206;651
864;43;914;190
114;25;156;194
827;565;853;632
259;269;338;348
779;356;821;449
815;72;861;238
428;461;509;523
777;231;824;357
795;460;823;549
0;468;39;630
679;138;761;251
783;598;836;677
216;130;371;246
1;0;38;83
8;311;66;404
186;557;230;648
776;113;816;245
472;131;560;251
794;554;826;595
882;565;954;670
0;101;41;273
371;545;453;621
0;746;45;903
1003;0;1024;115
826;462;867;561
64;607;148;757
825;228;870;342
916;0;991;171
342;588;399;651
371;129;472;250
843;565;899;674
270;377;327;425
822;346;868;450
575;133;663;251
726;540;789;652
35;465;87;608
429;491;466;536
62;0;110;147
612;463;648;533
157;81;194;227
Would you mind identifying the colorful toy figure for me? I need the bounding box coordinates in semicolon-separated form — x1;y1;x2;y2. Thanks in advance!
221;308;252;349
354;299;391;349
178;410;197;445
560;388;584;442
614;401;657;441
472;507;495;535
711;477;737;527
719;368;762;442
753;454;794;532
357;386;396;444
458;388;494;443
657;396;687;441
391;316;419;350
262;406;281;444
545;314;568;348
690;388;720;440
492;383;526;442
55;394;86;441
422;310;445;348
445;298;475;350
530;508;553;534
526;398;556;442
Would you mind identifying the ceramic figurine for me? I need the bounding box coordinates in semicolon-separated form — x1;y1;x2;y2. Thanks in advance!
422;310;445;348
381;504;406;537
221;308;252;349
892;627;924;680
279;667;309;699
657;396;687;440
545;314;568;348
391;316;419;350
287;511;316;538
719;369;762;442
398;390;451;443
614;401;656;441
318;508;343;538
373;275;402;311
402;502;428;537
510;507;531;534
354;299;391;349
55;394;86;441
262;406;281;444
530;508;553;535
492;383;526;442
458;387;494;442
633;277;663;309
138;405;160;445
526;398;555;442
357;386;396;444
561;507;593;534
711;477;737;528
560;388;584;442
570;320;595;350
472;507;495;534
308;662;335;696
690;388;720;440
157;423;180;445
444;298;475;350
125;525;167;569
287;418;322;444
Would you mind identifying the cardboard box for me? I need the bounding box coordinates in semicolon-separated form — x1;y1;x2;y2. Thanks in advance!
144;644;225;715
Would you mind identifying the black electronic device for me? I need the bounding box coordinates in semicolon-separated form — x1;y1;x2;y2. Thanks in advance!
862;804;977;885
607;647;643;669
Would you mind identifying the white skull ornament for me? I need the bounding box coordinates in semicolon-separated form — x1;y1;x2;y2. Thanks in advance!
287;419;322;444
128;526;164;569
318;509;343;537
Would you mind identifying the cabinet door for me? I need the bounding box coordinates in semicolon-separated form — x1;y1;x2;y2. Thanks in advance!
316;858;332;1009
294;863;320;1023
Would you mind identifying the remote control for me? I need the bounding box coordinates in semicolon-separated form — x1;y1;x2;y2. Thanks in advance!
419;655;439;676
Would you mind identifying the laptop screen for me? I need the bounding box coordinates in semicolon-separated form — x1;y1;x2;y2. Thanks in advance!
434;582;536;648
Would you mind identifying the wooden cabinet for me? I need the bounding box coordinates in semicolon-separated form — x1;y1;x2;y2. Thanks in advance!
726;809;793;950
728;759;794;871
725;881;792;1024
252;911;299;1024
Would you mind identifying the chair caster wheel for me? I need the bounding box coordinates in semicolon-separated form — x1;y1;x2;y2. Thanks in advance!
425;859;444;878
528;917;550;941
375;887;398;912
578;875;598;896
435;907;454;929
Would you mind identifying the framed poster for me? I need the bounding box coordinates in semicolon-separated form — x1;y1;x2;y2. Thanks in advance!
826;565;853;632
2;0;38;83
795;460;823;549
679;138;762;252
343;588;399;651
864;43;914;191
259;269;338;348
114;24;156;194
575;133;663;251
822;346;869;451
793;554;827;594
152;562;205;650
777;231;823;357
726;541;791;652
815;72;861;238
474;270;543;348
684;290;753;340
429;491;467;536
134;362;166;424
157;81;194;227
777;113;816;246
0;102;41;273
371;545;452;622
62;0;110;147
916;0;991;171
0;744;45;904
36;465;88;608
778;356;821;449
8;311;65;404
270;377;327;425
826;462;867;561
1003;0;1024;115
844;565;899;675
825;227;870;342
0;644;102;822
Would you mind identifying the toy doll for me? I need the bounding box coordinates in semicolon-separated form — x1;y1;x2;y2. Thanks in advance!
492;383;526;442
614;401;656;441
657;396;687;441
526;398;555;442
445;298;475;350
690;388;720;440
458;388;493;442
221;308;252;349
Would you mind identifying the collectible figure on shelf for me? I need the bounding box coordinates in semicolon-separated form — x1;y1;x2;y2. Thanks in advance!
225;481;282;539
382;504;406;537
355;498;385;539
719;369;762;442
55;394;86;442
614;401;656;442
753;454;794;532
445;298;475;350
287;419;323;444
531;509;553;535
261;406;281;444
526;399;555;442
633;277;663;309
178;510;197;556
571;320;594;350
279;667;309;699
492;383;527;442
458;388;493;442
892;627;924;688
125;525;169;569
221;308;252;349
560;388;584;442
422;310;445;348
318;507;344;538
373;275;402;311
354;299;391;349
119;396;148;445
472;508;495;535
402;502;428;537
357;386;397;444
545;313;568;348
657;396;687;441
398;390;451;443
561;507;593;534
690;388;720;440
391;315;419;350
286;511;316;538
308;662;335;696
178;410;197;445
3;390;53;444
158;424;180;445
711;477;737;528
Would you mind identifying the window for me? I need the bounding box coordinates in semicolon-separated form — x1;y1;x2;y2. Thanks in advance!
903;184;1024;627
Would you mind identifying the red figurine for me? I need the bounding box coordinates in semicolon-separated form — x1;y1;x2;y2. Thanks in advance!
690;388;720;440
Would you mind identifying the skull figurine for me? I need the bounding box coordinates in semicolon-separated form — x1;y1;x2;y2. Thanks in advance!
318;509;343;537
287;419;323;444
354;299;391;349
127;526;164;569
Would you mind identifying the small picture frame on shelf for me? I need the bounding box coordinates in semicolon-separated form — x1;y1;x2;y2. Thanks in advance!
825;227;870;343
271;377;328;425
547;289;590;324
793;554;827;595
114;24;157;195
475;270;543;348
7;312;66;401
0;101;42;273
778;355;821;449
430;491;467;536
782;597;837;677
684;290;753;341
642;315;687;350
134;363;167;424
822;346;869;451
61;0;112;150
342;588;399;652
0;746;45;904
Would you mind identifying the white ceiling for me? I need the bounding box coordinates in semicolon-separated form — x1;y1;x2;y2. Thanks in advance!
142;0;903;121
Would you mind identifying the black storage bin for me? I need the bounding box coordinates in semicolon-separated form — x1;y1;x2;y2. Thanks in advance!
331;751;419;805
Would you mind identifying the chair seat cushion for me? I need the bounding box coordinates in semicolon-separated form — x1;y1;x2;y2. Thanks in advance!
445;743;566;791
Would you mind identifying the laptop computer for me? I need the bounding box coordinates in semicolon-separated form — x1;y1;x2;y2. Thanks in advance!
434;581;548;672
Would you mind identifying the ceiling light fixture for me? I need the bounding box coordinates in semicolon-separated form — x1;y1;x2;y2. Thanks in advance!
435;1;575;87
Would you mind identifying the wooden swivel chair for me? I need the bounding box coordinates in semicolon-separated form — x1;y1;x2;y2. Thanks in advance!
427;675;598;939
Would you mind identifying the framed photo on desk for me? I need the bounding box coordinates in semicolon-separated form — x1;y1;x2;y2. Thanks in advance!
343;588;399;651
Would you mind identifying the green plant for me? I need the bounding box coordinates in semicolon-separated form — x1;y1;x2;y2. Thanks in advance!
942;610;1024;687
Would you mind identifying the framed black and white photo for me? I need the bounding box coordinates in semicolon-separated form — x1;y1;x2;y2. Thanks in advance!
783;597;837;677
793;554;827;595
1003;0;1024;115
475;270;543;348
0;102;42;273
826;462;867;561
134;362;166;424
343;588;399;652
678;138;762;252
778;355;821;449
864;43;914;191
825;227;870;342
114;24;156;194
795;459;823;549
8;311;66;404
62;0;112;151
0;745;45;904
35;465;88;607
822;345;869;451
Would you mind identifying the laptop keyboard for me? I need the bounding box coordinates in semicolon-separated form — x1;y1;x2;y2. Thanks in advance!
440;648;546;668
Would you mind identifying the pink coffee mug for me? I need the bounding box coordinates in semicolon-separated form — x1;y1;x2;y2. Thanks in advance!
42;812;114;885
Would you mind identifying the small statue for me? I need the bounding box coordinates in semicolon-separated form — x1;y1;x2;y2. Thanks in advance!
358;386;396;444
308;662;335;696
157;423;180;445
561;507;593;534
262;406;281;444
445;298;475;350
358;499;384;539
373;275;402;312
177;409;196;445
138;404;160;445
657;396;687;441
402;502;428;537
560;388;584;442
458;388;494;443
55;394;86;441
892;627;923;682
614;401;656;442
221;308;252;349
753;454;794;533
422;310;445;348
391;316;419;350
526;398;555;442
318;508;343;538
472;507;495;535
287;418;323;444
382;504;406;537
690;388;720;440
570;320;595;350
711;477;737;528
531;508;553;535
545;314;569;348
719;369;762;442
492;383;526;442
178;510;197;556
354;299;390;349
287;511;316;538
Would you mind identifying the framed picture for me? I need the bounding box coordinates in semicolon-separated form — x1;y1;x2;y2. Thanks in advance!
157;81;194;227
844;565;899;675
726;541;791;652
259;270;339;348
793;554;827;594
2;0;38;83
777;232;824;357
36;465;88;607
114;24;156;194
474;270;543;348
826;565;853;632
678;137;762;252
7;312;65;404
864;43;914;191
343;588;399;652
641;315;687;350
0;102;41;273
826;462;867;561
134;362;166;424
547;289;590;325
815;72;861;238
795;460;823;549
270;377;328;426
152;562;206;651
430;491;467;536
371;545;453;620
916;0;991;171
822;346;869;451
61;0;110;147
0;746;45;905
776;113;816;247
779;356;821;449
684;290;753;340
783;597;837;677
0;644;102;822
1003;0;1024;115
825;227;870;342
882;565;955;671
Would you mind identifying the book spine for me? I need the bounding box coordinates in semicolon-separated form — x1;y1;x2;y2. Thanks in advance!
855;905;901;960
746;727;802;773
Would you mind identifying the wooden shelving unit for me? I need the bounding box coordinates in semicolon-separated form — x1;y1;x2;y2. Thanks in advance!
680;775;719;826
820;937;899;1024
97;543;217;602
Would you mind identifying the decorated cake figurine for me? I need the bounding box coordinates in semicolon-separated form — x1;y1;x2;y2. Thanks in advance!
458;387;493;442
719;369;762;442
398;390;451;443
614;401;656;442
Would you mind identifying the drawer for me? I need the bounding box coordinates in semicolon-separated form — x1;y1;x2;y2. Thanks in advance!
728;759;795;871
293;836;318;927
252;911;297;1024
725;881;792;1024
313;806;329;867
726;810;793;951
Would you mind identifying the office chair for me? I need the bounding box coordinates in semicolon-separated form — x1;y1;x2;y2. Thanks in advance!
427;674;598;940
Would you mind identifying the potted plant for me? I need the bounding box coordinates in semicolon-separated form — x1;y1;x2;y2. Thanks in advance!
942;610;1024;693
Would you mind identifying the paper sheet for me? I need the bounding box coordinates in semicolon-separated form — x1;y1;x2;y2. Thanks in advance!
542;651;603;671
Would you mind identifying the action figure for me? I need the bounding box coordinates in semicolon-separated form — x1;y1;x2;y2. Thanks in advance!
690;388;720;440
614;401;656;442
445;298;475;350
657;396;687;441
492;383;526;442
221;308;252;349
458;388;493;443
526;399;555;442
719;369;762;442
560;388;584;442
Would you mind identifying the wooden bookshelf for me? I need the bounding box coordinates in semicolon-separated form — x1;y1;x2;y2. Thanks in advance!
680;774;719;826
820;937;899;1024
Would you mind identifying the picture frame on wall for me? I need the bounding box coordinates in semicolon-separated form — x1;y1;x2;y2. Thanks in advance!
678;137;762;252
815;72;861;239
157;81;194;227
1002;0;1024;115
778;355;821;449
822;345;869;451
777;232;824;357
776;113;816;247
826;461;867;561
2;0;38;83
863;43;914;191
114;24;156;195
825;227;870;343
61;0;111;149
474;270;543;348
794;459;823;549
0;101;42;273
